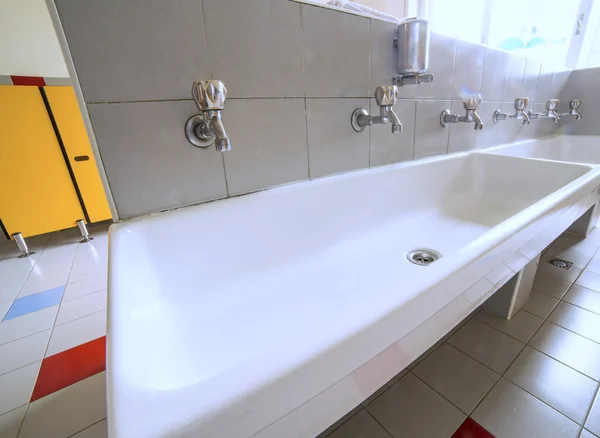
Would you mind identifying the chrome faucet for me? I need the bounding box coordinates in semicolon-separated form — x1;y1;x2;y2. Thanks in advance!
440;94;483;130
558;99;583;120
493;97;531;125
528;99;560;124
185;80;231;151
351;85;402;134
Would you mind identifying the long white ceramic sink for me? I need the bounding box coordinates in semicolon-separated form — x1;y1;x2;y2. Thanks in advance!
485;135;600;164
108;151;600;438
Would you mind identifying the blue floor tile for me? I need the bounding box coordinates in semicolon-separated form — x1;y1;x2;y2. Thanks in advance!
2;286;65;321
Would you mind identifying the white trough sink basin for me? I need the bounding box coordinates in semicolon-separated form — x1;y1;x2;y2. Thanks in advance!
485;135;600;164
108;151;600;438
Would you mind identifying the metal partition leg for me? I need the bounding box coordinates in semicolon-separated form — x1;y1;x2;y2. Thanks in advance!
77;219;93;243
12;232;35;258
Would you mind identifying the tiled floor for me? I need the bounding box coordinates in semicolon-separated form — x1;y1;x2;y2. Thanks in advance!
0;225;108;438
3;224;600;438
321;227;600;438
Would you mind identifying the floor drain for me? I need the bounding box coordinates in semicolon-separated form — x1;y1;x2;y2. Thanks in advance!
548;258;573;270
407;249;441;266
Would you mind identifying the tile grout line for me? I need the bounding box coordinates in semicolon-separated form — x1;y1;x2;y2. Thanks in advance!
15;233;81;438
65;417;107;438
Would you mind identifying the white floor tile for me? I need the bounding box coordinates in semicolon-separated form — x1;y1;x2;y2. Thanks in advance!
327;410;390;438
546;247;593;269
0;405;26;438
55;290;107;326
530;322;600;381
0;281;24;305
361;369;407;406
554;235;600;257
533;271;572;299
587;257;600;275
538;257;583;282
474;378;580;438
28;261;72;282
447;319;524;374
581;429;598;438
68;262;106;284
18;273;66;298
46;310;106;357
475;309;544;343
366;373;465;438
0;330;51;375
0;258;36;278
587;393;600;437
0;362;40;416
0;302;10;321
412;343;499;414
524;290;560;319
19;372;107;438
578;271;600;293
0;306;58;346
564;285;600;315
549;302;600;344
505;346;598;425
63;274;106;302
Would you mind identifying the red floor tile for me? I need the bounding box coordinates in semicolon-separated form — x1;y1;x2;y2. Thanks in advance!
10;76;46;86
30;336;106;402
452;417;495;438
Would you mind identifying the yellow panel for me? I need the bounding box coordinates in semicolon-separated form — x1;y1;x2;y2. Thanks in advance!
0;86;85;237
44;86;112;223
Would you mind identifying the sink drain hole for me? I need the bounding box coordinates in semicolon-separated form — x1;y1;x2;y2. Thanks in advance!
406;249;441;266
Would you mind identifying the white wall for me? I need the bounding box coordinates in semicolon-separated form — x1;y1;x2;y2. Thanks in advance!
0;0;69;77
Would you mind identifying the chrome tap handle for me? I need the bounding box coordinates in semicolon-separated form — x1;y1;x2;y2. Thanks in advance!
192;80;227;111
374;85;399;107
514;97;529;111
570;99;581;110
462;94;482;110
545;99;559;111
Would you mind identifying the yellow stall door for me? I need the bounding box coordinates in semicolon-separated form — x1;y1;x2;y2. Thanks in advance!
0;86;85;237
44;86;112;223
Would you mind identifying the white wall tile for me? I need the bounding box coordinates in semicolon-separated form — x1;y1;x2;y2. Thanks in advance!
452;41;484;99
522;59;541;102
202;0;304;98
222;99;308;195
535;62;555;103
503;54;526;101
302;5;370;97
481;48;507;102
306;98;369;178
414;100;450;159
417;33;456;99
369;99;415;167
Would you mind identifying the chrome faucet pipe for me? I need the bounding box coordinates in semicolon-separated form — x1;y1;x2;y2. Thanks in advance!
440;94;483;130
351;85;402;134
493;97;531;125
528;99;560;124
558;99;582;120
185;80;232;151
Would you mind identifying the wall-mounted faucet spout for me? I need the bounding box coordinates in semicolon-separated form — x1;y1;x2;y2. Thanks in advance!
558;99;583;121
493;97;531;125
440;94;483;130
185;80;232;151
528;99;560;124
351;85;402;134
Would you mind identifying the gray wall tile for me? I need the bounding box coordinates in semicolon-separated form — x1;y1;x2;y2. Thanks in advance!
369;99;416;167
521;59;541;102
302;5;370;98
55;0;210;102
417;33;456;99
452;41;484;99
481;48;507;102
475;101;500;149
549;69;572;101
222;99;308;195
535;62;554;103
87;100;228;219
448;100;476;153
202;0;304;98
414;100;450;159
502;54;526;101
306;98;369;178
